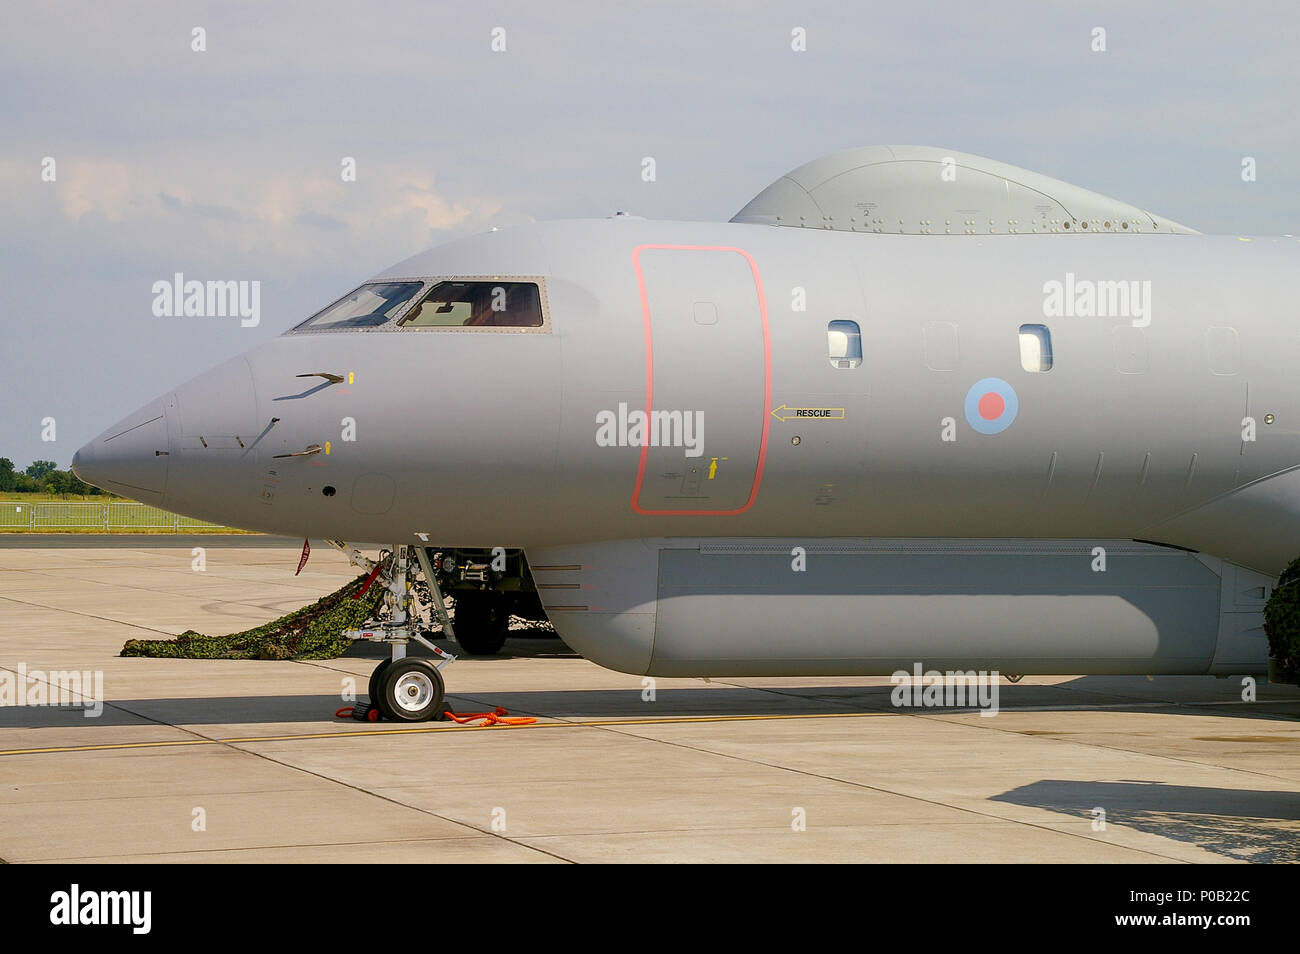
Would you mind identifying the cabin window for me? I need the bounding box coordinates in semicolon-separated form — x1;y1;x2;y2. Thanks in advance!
399;280;545;329
828;320;862;369
294;281;425;331
1018;324;1053;372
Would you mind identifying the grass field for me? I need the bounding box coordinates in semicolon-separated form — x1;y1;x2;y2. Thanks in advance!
0;492;117;501
0;493;253;533
0;526;256;534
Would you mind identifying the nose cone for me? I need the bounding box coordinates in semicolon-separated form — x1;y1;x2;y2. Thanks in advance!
72;398;170;505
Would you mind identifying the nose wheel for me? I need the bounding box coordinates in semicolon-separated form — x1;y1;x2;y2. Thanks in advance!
367;658;391;708
376;658;445;722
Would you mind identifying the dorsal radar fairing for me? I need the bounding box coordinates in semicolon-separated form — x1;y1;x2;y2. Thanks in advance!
730;145;1198;236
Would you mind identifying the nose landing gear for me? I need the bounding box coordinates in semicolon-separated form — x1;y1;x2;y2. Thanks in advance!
333;542;458;722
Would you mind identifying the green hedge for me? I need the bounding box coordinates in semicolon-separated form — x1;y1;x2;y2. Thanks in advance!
1263;557;1300;685
122;572;385;660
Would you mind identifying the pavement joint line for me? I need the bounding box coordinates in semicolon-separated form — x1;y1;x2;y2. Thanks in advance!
28;834;549;864
442;680;1269;862
720;678;1300;786
1037;674;1300;712
0;660;574;862
558;711;1198;864
0;710;900;757
0;580;353;637
92;697;578;865
7;698;1300;760
0;593;177;636
922;709;1300;786
377;683;1210;862
1;563;347;611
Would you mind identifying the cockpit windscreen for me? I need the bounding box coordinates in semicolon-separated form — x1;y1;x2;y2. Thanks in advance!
294;281;425;330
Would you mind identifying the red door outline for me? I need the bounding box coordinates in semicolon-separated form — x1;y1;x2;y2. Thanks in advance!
630;244;772;515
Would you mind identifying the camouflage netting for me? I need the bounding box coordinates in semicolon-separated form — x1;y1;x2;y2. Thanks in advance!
1263;557;1300;685
121;572;386;660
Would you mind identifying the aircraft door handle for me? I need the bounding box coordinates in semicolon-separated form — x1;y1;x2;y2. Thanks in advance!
295;372;345;383
272;444;323;459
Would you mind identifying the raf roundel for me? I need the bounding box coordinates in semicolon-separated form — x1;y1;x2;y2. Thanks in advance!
964;377;1019;435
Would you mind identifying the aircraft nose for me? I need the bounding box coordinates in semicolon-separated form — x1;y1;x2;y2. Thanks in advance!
71;397;171;505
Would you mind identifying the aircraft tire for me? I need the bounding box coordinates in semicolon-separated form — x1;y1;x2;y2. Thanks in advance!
367;658;392;706
380;658;445;722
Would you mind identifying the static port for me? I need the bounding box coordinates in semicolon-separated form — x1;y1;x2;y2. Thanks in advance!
322;485;336;497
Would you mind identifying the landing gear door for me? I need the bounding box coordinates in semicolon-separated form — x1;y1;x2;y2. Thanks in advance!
631;245;771;514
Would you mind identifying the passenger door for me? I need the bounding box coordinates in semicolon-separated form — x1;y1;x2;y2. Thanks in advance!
631;245;770;514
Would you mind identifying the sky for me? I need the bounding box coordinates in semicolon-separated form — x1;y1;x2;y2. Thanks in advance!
3;0;1299;468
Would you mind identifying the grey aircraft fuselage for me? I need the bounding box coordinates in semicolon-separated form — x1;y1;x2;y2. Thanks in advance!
73;214;1300;679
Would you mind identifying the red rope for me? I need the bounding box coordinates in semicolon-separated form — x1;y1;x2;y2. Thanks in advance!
441;707;538;727
333;704;535;727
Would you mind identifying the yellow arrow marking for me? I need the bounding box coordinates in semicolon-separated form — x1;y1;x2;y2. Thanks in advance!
770;405;846;422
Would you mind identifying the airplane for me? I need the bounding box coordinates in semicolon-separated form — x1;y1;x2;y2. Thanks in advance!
72;145;1300;722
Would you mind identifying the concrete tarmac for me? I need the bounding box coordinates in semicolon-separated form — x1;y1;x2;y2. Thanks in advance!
1;540;1298;863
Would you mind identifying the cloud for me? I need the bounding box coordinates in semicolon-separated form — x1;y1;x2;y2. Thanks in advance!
0;153;501;275
56;159;135;222
294;209;346;230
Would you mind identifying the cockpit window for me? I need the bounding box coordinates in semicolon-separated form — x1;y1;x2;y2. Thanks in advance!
294;281;425;331
398;281;544;329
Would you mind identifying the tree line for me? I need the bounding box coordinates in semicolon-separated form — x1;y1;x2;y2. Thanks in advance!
0;458;116;497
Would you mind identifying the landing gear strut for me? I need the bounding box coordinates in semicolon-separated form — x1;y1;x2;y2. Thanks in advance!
331;542;458;722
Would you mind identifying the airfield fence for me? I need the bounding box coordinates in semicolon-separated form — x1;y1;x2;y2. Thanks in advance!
0;501;225;531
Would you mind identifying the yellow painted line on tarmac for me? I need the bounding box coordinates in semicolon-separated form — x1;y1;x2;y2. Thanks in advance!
0;709;889;757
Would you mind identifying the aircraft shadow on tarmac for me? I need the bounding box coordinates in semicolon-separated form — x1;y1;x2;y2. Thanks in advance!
991;779;1300;863
0;685;901;729
3;634;1297;728
1;665;1296;729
